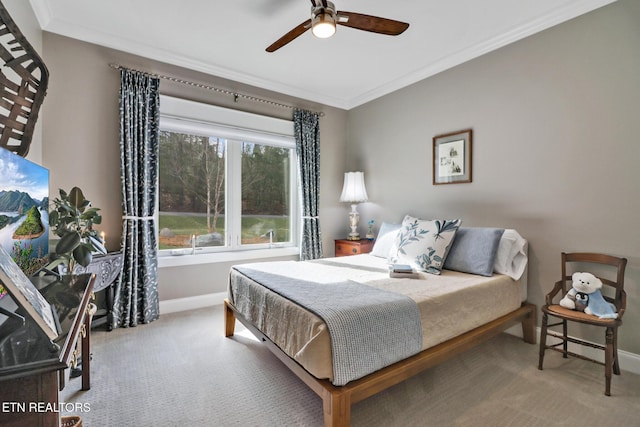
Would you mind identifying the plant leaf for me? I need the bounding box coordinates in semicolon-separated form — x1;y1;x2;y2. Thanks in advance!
73;244;93;267
56;231;81;254
68;187;86;209
89;236;107;254
49;210;59;227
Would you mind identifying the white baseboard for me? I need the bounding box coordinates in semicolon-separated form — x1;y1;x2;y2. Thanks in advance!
159;292;226;314
505;324;640;375
158;296;640;376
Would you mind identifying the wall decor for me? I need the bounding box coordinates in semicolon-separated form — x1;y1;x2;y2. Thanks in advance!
0;147;49;273
433;128;472;185
0;1;49;157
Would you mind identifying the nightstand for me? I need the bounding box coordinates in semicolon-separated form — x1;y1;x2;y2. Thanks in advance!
334;239;375;257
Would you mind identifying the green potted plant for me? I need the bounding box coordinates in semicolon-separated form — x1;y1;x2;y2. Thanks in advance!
47;187;106;274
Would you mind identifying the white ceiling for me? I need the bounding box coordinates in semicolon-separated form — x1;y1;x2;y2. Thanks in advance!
28;0;616;110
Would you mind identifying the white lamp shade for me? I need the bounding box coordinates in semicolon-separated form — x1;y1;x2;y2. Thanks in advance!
340;171;369;203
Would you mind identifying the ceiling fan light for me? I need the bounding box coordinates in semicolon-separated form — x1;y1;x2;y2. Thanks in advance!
312;10;336;39
312;21;336;38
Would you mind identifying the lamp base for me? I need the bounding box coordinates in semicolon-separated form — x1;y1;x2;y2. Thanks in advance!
347;205;360;242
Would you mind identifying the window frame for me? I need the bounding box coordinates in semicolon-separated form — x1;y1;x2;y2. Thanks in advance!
157;95;299;257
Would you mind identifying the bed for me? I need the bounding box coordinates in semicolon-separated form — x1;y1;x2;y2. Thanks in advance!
224;224;537;426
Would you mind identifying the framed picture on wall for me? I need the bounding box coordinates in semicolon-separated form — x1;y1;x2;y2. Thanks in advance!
433;129;472;185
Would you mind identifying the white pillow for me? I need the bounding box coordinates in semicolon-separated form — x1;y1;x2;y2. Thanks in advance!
387;215;461;275
370;222;401;258
493;229;528;280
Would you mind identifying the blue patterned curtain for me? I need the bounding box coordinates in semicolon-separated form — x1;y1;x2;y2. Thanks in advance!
113;69;160;327
294;109;322;260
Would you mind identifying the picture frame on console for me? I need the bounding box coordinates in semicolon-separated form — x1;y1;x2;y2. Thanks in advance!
433;128;472;185
0;246;59;340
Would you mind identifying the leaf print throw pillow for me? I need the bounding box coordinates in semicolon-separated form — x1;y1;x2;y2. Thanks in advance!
387;215;462;275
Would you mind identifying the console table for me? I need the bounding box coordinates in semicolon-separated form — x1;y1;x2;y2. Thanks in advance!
73;251;123;331
0;273;95;427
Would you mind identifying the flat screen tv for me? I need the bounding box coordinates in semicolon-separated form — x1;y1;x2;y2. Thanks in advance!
0;147;49;275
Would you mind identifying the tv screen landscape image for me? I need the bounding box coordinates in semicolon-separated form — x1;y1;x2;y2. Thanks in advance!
0;147;49;275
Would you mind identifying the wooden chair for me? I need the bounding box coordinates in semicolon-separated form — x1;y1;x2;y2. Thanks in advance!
538;252;627;396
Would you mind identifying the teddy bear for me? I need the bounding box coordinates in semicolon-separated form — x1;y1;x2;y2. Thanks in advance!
559;272;618;319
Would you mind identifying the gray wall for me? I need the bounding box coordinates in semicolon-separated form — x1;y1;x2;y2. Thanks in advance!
14;0;639;355
347;0;639;354
40;33;349;299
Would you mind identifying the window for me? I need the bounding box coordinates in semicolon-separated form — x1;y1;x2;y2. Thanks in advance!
157;96;298;255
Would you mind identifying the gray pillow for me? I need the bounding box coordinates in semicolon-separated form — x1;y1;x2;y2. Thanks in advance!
443;227;505;276
370;222;401;258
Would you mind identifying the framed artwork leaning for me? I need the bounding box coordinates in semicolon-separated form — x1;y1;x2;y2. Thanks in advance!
433;129;472;185
0;246;59;340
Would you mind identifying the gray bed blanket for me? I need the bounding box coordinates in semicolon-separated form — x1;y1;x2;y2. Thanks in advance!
233;265;423;386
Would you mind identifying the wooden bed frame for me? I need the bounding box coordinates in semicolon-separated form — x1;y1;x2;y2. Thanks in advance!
224;298;536;427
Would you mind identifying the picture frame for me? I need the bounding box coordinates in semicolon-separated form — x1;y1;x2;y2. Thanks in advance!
0;246;58;339
0;147;50;266
433;129;472;185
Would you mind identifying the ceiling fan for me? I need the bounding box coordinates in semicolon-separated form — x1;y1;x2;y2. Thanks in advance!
266;0;409;52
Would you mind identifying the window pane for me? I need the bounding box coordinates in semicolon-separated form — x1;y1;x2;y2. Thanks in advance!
241;142;291;245
158;131;226;249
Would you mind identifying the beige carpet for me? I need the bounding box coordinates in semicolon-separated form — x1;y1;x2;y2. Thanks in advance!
61;305;640;426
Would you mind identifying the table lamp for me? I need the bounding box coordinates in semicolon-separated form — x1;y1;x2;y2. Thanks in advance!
339;171;369;240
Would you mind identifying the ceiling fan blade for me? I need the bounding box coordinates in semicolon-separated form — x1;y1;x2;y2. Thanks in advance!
266;19;312;52
336;11;409;35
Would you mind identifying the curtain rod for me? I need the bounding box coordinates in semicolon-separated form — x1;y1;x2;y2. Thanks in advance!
109;63;324;117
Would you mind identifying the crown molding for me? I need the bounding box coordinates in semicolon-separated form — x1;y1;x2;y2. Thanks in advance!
33;11;351;109
28;0;53;28
346;0;618;109
28;0;617;110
